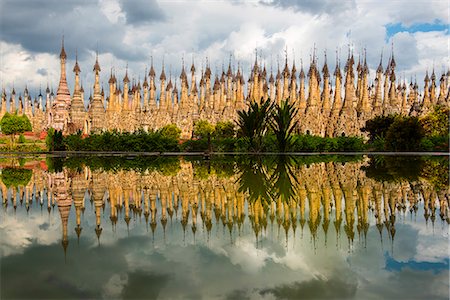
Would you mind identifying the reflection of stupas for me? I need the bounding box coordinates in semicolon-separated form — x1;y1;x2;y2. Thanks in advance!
1;157;449;257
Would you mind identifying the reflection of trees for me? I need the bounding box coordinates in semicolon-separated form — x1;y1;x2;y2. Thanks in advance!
1;167;32;188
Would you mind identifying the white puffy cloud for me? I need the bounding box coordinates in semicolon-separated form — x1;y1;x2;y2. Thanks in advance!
0;0;448;100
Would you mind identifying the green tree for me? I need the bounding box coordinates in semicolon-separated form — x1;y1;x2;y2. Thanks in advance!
158;124;181;140
193;120;215;152
269;99;298;152
236;98;273;152
214;121;235;138
193;120;215;139
385;116;424;151
420;105;449;137
0;113;32;149
361;114;396;142
46;128;65;151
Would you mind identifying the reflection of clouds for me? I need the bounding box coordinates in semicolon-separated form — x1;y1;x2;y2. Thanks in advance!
102;273;128;299
224;239;271;273
0;211;61;257
1;201;448;299
0;217;32;257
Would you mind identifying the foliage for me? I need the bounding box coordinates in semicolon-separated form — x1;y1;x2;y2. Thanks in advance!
180;139;209;152
46;128;65;151
420;105;449;137
212;138;236;152
363;155;449;189
361;114;396;142
214;121;235;139
385;116;424;151
158;124;181;140
362;156;424;182
420;136;449;152
269;99;298;152
236;98;273;152
291;135;365;152
47;155;181;175
193;120;215;139
61;130;180;152
18;134;26;144
0;113;32;148
1;167;32;187
420;156;449;190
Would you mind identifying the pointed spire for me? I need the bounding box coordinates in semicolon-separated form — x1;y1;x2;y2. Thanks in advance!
93;50;101;72
300;58;305;79
390;40;396;69
108;67;115;84
123;64;130;83
322;50;329;78
59;35;67;60
377;50;383;73
160;57;166;81
227;54;232;76
149;56;156;77
334;49;341;79
73;49;81;73
191;55;196;73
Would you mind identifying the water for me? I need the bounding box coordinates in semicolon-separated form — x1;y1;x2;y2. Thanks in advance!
1;155;449;299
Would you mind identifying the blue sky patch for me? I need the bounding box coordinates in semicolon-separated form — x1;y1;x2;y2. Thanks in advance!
386;21;449;38
384;252;449;274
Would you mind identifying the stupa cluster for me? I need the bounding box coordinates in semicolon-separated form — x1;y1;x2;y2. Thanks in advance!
1;40;449;139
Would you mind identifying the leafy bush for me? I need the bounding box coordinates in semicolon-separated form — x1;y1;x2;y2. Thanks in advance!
158;124;181;140
420;105;449;137
214;121;235;138
180;139;208;152
193;120;214;139
50;130;180;152
385;116;424;151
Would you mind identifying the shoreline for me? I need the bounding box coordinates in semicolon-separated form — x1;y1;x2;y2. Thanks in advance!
0;151;448;157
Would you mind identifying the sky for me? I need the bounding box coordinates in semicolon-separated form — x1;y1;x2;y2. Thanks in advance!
0;0;449;98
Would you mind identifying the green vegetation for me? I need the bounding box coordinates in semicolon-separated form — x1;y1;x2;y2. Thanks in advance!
362;106;449;152
47;155;181;174
1;167;33;187
0;113;32;149
42;102;448;153
158;124;181;140
269;99;298;152
363;155;449;189
236;99;273;152
47;129;180;152
182;120;237;152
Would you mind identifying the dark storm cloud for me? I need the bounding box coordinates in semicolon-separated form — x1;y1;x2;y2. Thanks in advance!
119;0;166;25
260;277;358;299
0;0;154;62
262;0;356;15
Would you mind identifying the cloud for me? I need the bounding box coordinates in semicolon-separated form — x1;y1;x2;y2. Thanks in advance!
119;0;165;26
261;0;356;16
0;0;448;101
260;277;358;299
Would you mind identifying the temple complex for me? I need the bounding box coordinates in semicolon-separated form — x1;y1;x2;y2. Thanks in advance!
1;40;449;139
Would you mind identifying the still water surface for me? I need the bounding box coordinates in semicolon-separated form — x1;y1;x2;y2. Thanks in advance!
0;155;449;299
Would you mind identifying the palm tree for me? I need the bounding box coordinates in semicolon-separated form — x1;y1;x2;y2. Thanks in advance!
269;99;298;152
236;98;273;152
